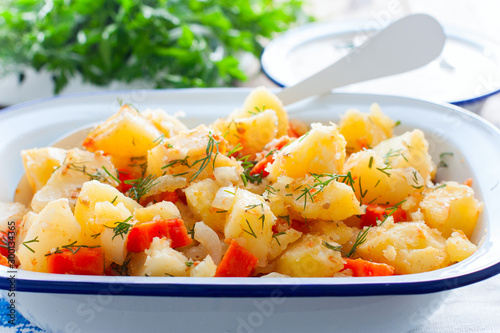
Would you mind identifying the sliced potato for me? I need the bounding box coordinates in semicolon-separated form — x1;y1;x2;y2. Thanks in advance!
83;104;163;158
345;130;434;205
142;108;188;138
146;125;242;182
213;109;279;157
420;182;482;238
17;199;81;273
31;149;118;213
268;123;346;181
283;175;363;221
446;230;477;262
137;237;190;277
95;202;133;265
224;189;276;266
185;179;222;232
21;147;67;193
74;180;141;243
134;201;181;224
0;202;28;232
238;86;289;137
190;255;217;277
357;219;451;274
339;104;395;154
275;234;345;277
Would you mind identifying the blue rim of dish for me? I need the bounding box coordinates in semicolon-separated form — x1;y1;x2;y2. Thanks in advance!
0;260;499;297
261;20;500;106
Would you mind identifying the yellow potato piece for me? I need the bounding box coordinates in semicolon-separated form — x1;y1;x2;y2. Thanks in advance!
357;219;451;274
339;103;395;154
268;123;346;181
21;147;67;193
283;175;363;221
17;199;81;273
239;86;289;137
83;105;163;158
213;109;279;157
420;182;483;238
31;148;118;213
345;129;434;205
74;180;141;243
224;189;276;266
275;234;345;277
446;230;477;262
142;108;188;137
184;178;223;233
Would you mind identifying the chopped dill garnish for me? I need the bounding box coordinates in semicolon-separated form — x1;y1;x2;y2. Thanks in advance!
104;215;134;240
22;236;39;253
272;232;286;246
126;175;159;202
243;219;257;238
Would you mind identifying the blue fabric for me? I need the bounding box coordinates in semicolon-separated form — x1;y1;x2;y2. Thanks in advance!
0;296;44;332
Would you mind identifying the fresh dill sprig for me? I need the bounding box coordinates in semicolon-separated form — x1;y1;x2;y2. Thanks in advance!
104;216;134;240
344;228;371;258
272;232;286;246
189;134;220;183
126;175;159;202
243;219;257;238
22;236;39;253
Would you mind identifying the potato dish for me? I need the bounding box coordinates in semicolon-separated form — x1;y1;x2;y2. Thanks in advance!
0;88;482;277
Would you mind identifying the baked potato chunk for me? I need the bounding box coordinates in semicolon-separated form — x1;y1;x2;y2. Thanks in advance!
17;199;81;273
83;104;163;158
21;147;67;193
419;182;482;238
31;149;118;213
339;103;395;154
356;219;451;274
268;123;346;181
275;234;345;277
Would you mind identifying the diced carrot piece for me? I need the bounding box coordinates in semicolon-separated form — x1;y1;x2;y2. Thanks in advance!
344;258;395;277
215;240;258;277
360;204;407;228
116;168;139;193
127;218;192;252
164;218;192;248
249;155;274;177
46;247;104;275
463;178;473;187
0;254;9;267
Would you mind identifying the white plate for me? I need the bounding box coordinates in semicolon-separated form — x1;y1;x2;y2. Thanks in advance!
1;88;500;333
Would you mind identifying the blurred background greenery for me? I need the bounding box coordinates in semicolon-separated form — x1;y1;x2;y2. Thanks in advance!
0;0;310;94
